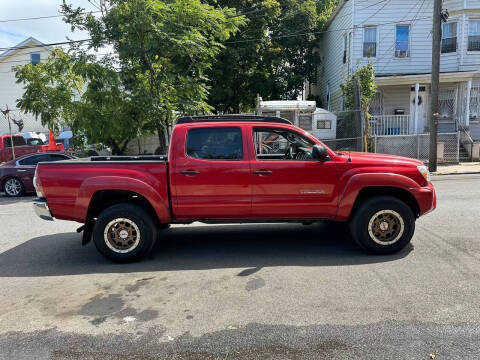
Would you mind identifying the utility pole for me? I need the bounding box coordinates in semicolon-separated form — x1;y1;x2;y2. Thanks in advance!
429;0;442;172
1;106;15;161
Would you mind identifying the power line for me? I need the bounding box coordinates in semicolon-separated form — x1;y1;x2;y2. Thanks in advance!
0;51;114;66
224;16;430;44
357;0;392;26
0;39;92;52
0;11;101;23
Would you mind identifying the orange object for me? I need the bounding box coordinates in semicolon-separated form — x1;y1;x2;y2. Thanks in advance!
47;130;58;151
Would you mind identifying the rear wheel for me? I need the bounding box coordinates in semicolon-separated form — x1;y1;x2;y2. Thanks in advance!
93;203;157;263
349;196;415;254
3;177;24;197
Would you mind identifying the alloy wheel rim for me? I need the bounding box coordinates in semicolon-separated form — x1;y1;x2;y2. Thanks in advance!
5;178;21;196
103;218;141;254
368;209;405;245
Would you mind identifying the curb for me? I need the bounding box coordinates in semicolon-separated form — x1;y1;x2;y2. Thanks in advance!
432;171;480;176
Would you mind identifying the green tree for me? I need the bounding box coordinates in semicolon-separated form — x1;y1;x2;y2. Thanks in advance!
15;0;244;154
205;0;338;113
340;63;377;152
60;0;245;152
15;48;145;154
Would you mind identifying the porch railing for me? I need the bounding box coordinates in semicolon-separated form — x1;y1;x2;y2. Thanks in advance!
370;115;410;136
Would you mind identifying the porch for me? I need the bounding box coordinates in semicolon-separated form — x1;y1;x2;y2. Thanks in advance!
371;71;480;140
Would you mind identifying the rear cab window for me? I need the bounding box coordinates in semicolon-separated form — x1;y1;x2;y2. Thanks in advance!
186;127;243;160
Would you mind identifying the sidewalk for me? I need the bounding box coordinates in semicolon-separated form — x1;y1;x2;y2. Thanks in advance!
433;162;480;175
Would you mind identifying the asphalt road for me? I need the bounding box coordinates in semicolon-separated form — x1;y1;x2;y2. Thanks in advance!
0;174;479;359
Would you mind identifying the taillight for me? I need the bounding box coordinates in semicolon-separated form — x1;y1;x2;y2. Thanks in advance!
33;168;44;198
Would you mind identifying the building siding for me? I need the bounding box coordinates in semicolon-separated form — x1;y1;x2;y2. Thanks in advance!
316;0;353;112
313;0;480;115
0;41;50;135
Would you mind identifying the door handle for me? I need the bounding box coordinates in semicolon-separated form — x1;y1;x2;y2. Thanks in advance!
17;169;27;172
180;170;200;175
254;170;272;175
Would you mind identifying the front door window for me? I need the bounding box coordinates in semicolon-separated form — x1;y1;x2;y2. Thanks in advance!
253;127;315;161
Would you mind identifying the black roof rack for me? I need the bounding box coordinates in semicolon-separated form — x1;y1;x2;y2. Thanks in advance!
176;115;292;125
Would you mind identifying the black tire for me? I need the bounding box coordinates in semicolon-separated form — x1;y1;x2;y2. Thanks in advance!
2;177;25;197
349;196;415;254
93;203;157;263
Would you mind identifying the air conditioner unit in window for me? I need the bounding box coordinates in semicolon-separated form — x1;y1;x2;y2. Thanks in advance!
395;50;409;58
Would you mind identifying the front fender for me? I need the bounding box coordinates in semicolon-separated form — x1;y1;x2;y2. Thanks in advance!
74;176;171;223
335;172;421;221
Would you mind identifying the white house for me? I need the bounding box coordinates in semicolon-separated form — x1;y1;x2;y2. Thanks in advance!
0;37;51;135
308;0;480;144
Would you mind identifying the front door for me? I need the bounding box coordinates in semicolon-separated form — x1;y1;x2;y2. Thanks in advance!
410;86;429;133
250;126;338;219
173;126;252;220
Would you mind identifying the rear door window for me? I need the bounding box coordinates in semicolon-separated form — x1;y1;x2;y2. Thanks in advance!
186;127;243;160
18;154;48;166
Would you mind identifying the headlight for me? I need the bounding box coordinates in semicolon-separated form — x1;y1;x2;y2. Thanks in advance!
417;165;430;182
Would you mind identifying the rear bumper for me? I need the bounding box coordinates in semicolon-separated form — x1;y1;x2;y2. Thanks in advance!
33;198;54;221
411;182;436;216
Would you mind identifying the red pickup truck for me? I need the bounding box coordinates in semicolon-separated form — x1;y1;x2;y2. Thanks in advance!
0;134;65;163
0;135;44;163
33;115;436;262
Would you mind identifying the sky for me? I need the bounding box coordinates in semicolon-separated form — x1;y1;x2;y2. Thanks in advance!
0;0;99;49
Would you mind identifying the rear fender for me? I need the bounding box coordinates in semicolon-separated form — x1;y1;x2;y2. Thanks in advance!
336;173;420;221
75;176;171;223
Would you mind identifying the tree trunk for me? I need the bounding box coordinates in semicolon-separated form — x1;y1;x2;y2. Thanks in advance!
157;129;168;155
362;102;372;152
111;142;121;155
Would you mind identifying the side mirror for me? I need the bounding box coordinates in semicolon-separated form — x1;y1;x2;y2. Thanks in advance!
311;144;330;161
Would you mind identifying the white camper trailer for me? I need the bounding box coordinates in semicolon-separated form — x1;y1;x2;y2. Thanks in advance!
257;100;337;140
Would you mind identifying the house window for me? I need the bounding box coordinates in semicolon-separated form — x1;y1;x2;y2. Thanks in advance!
395;25;410;58
317;120;332;129
363;26;377;57
30;53;40;65
441;22;457;53
298;115;313;130
439;89;457;119
343;34;348;64
469;85;480;118
468;20;480;51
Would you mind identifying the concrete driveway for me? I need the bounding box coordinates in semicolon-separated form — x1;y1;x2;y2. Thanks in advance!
0;174;479;359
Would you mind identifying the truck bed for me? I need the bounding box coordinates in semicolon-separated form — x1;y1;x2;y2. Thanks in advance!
36;156;169;223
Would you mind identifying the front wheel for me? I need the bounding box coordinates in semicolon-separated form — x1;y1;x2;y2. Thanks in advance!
93;203;157;263
349;196;415;254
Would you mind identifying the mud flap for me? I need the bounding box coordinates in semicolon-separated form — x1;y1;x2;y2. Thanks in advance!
81;217;96;246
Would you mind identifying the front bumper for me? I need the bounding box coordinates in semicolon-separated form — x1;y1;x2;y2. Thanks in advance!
411;182;436;216
33;198;54;221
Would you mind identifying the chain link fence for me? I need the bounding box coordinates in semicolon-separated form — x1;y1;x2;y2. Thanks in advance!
373;132;460;163
319;110;460;163
320;110;363;151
